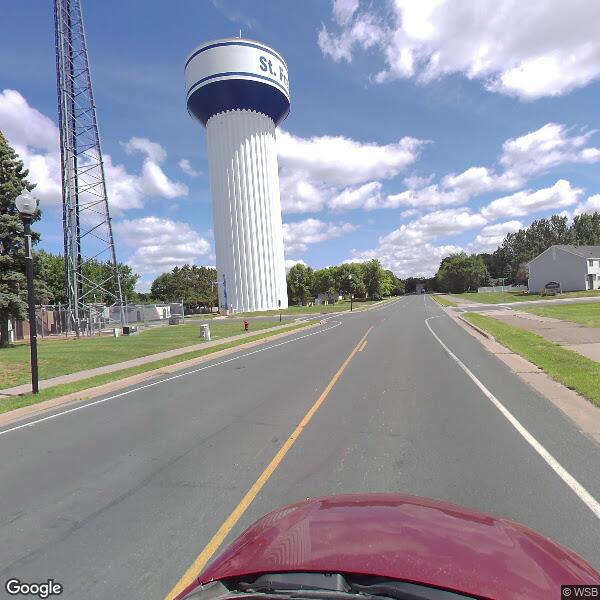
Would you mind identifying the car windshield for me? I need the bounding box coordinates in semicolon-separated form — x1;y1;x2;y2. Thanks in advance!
1;2;599;600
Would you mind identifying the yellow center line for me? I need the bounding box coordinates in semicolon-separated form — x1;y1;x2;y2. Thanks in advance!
358;340;368;352
165;325;374;600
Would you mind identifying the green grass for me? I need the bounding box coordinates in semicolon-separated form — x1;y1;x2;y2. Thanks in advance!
0;319;283;389
431;295;457;307
0;321;315;415
521;302;600;328
450;289;600;304
463;312;600;407
232;298;386;317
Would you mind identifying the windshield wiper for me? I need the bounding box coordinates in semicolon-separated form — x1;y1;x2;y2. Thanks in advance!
230;590;394;600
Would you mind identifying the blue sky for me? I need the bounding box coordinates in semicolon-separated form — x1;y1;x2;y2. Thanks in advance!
2;0;600;290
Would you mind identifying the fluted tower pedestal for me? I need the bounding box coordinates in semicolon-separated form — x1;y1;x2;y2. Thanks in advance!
185;38;290;312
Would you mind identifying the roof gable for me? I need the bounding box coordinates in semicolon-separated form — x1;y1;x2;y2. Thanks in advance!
528;245;600;264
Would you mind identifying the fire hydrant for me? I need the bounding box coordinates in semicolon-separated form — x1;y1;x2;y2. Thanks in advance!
243;319;249;331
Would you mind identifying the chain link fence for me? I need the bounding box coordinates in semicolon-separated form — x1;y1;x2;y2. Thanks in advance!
8;302;185;341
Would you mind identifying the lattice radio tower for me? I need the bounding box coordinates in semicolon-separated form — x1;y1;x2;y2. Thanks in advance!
54;0;125;335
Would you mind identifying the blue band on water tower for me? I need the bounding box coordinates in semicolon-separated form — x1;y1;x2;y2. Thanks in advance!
187;77;290;126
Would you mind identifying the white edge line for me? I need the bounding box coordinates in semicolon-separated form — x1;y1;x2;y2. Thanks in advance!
0;320;343;438
425;315;600;520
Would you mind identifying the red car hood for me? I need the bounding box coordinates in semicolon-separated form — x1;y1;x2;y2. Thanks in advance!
188;494;598;600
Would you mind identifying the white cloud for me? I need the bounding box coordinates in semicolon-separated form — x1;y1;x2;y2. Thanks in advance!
480;179;582;220
500;123;600;176
381;184;465;209
383;208;486;245
380;123;598;212
282;218;357;254
279;171;330;214
123;137;166;162
277;129;424;213
399;208;419;218
0;89;62;204
123;136;188;200
353;240;463;278
332;0;359;25
318;11;381;63
278;130;423;187
574;194;600;216
441;166;523;196
0;89;187;212
319;0;600;100
471;220;523;252
403;174;434;189
178;159;201;177
285;258;307;271
329;181;383;211
114;217;211;275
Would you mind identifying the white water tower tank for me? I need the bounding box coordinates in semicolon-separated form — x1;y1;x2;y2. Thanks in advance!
185;38;290;312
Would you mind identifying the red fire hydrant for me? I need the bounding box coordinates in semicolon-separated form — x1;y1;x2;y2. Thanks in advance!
243;319;249;331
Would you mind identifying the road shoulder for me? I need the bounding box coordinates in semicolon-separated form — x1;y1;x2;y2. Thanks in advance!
444;307;600;445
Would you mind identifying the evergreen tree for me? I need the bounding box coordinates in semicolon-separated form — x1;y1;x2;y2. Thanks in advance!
0;131;40;346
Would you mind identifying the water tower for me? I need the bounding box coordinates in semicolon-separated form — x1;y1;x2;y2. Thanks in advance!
185;38;290;312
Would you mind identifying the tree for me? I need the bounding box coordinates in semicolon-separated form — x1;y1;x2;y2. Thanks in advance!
333;262;366;298
82;259;139;303
571;213;600;245
362;259;385;299
0;131;41;347
35;250;65;303
403;276;431;293
286;263;314;305
33;251;140;305
312;267;337;298
436;252;489;293
150;265;217;310
494;216;572;282
385;270;405;295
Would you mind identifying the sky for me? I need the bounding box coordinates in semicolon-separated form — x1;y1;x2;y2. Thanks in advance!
1;0;600;292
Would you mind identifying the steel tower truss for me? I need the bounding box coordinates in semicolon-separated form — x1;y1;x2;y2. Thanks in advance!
54;0;124;334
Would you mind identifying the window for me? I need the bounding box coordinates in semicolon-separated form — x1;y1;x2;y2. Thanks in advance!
589;259;594;267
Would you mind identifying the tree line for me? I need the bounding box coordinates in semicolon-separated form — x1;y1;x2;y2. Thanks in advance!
286;259;404;305
433;213;600;293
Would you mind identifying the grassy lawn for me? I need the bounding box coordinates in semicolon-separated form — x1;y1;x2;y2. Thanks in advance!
521;302;600;328
0;321;315;415
450;289;600;304
232;298;386;317
463;312;600;407
431;295;457;307
0;319;282;389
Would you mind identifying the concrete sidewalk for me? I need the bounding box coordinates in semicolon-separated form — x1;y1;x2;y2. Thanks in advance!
478;309;600;362
0;321;309;397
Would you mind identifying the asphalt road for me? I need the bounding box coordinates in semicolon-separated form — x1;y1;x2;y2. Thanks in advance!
1;295;598;599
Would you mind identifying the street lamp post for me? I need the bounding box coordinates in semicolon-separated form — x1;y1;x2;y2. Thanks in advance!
348;273;354;312
15;193;40;394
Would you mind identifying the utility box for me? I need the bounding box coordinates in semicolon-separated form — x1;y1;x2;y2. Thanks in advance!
122;325;138;335
113;328;120;338
201;323;211;341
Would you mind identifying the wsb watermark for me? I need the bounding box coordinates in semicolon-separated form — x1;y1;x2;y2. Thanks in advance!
562;585;600;598
5;579;63;598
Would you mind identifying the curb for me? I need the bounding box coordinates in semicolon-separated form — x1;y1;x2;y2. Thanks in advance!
458;313;495;341
0;320;322;428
